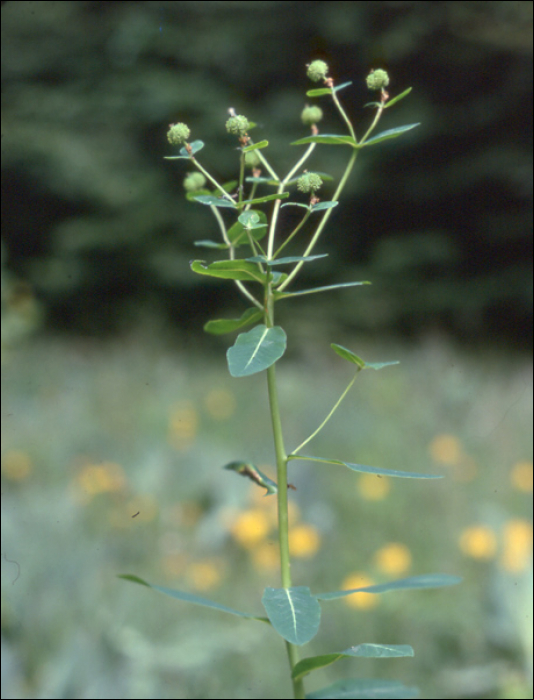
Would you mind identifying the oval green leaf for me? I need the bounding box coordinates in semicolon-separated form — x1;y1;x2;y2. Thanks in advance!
227;324;287;377
246;254;328;266
306;88;333;97
193;194;237;208
190;260;268;284
331;344;399;371
243;140;269;151
307;678;419;699
229;209;268;246
262;586;321;646
311;201;339;212
315;574;463;601
204;308;263;335
291;134;357;147
118;574;268;621
292;645;414;682
164;140;205;159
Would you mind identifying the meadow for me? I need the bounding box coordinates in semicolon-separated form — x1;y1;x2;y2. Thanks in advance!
1;328;532;699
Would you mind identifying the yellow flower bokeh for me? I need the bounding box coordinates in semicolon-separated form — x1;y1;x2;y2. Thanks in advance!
429;434;463;465
289;524;321;558
459;525;497;560
186;559;224;591
229;508;271;549
357;473;390;500
76;461;126;497
500;519;533;572
374;542;412;575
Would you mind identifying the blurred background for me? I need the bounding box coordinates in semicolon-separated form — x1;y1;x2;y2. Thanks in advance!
1;2;532;698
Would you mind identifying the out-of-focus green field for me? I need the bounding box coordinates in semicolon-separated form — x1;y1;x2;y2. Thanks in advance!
1;330;532;699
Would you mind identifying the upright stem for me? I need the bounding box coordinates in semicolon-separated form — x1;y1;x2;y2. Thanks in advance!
265;291;305;700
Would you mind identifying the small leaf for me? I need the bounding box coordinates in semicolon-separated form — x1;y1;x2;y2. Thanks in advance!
241;192;290;205
190;260;268;284
288;455;444;479
185;140;205;155
245;176;281;186
305;82;352;98
384;87;412;108
237;211;263;228
331;344;399;371
292;645;413;682
281;202;311;210
193;194;237;208
334;81;353;93
193;240;229;250
221;180;238;193
291;134;357;147
307;678;419;699
243;140;269;151
229;209;268;246
360;123;420;147
185;188;211;201
118;575;268;621
331;344;365;368
246;254;328;266
315;574;463;601
227;324;287;377
164;140;205;159
311;201;339;212
306;88;334;97
262;586;321;645
204;308;263;335
223;461;278;495
276;281;371;299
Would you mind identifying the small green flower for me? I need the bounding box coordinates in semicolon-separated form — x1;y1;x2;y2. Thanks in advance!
301;105;323;126
183;172;206;193
307;60;329;83
244;151;260;168
167;122;191;145
226;115;250;137
297;172;323;194
366;69;390;91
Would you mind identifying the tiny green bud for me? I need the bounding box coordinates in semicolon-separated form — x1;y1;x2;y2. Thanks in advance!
225;115;250;137
183;172;206;193
244;151;260;168
366;69;390;91
167;122;191;145
297;172;323;194
301;105;323;126
307;60;329;82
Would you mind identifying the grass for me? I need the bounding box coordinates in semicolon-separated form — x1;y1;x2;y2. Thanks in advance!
1;328;532;699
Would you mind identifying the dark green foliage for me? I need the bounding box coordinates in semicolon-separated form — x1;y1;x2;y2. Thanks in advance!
1;1;531;345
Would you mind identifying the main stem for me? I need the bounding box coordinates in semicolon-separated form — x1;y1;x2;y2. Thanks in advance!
265;292;305;700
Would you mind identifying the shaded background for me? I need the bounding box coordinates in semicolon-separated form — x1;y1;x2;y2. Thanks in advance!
1;2;532;699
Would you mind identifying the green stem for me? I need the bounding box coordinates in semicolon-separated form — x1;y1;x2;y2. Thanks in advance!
265;291;305;700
